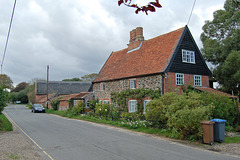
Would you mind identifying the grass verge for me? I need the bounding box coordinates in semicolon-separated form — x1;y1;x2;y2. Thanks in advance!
0;113;13;132
225;136;240;143
26;104;32;109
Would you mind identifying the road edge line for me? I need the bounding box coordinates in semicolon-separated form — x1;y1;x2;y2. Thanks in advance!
3;111;54;160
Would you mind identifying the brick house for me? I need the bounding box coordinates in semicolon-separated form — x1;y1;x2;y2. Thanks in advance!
93;26;213;112
35;80;92;108
58;92;94;111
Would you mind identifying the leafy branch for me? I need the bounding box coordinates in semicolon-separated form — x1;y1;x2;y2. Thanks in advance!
118;0;162;15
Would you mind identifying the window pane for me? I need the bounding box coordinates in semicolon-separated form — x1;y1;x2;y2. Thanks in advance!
130;79;136;89
129;100;137;113
182;50;195;64
176;73;184;85
194;75;202;86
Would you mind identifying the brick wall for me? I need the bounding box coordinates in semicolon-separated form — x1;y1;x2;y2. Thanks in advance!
59;101;69;111
164;72;209;93
35;95;46;105
93;74;162;102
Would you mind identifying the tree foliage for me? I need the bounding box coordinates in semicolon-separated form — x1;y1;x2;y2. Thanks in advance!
62;77;82;81
0;74;13;89
118;0;162;15
201;0;240;94
0;86;7;114
11;82;28;92
62;73;98;82
81;73;98;81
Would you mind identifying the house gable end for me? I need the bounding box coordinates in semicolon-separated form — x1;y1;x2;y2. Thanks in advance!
165;26;212;76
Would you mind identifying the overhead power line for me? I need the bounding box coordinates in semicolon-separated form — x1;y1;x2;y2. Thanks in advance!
187;0;197;25
1;0;17;74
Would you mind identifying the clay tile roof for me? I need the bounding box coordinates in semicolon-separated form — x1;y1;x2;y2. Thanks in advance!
195;87;237;98
59;92;90;101
94;27;185;82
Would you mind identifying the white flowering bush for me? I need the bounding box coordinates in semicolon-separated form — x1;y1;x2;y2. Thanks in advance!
95;103;110;116
121;120;152;129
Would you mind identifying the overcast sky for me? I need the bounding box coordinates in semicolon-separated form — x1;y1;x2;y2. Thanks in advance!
0;0;226;86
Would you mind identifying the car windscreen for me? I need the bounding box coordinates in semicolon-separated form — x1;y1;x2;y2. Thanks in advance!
34;104;43;108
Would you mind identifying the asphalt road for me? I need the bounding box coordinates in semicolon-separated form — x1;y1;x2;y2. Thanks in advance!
3;104;240;160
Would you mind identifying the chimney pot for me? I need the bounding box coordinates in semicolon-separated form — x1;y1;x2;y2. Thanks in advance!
129;27;144;45
135;27;144;41
129;29;136;44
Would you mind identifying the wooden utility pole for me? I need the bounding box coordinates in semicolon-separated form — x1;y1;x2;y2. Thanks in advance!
47;65;49;109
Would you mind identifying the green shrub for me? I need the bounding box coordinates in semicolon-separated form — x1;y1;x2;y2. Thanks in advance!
109;106;120;120
199;92;237;126
89;98;98;112
50;99;60;110
145;92;212;140
120;112;145;121
169;106;211;140
145;92;180;128
67;101;85;117
95;103;111;116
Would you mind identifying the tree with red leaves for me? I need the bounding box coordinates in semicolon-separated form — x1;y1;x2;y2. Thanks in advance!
118;0;162;15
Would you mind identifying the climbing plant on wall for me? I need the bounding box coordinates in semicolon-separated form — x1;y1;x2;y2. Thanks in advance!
111;88;161;113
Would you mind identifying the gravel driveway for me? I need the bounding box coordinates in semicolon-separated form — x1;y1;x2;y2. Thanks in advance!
0;124;42;160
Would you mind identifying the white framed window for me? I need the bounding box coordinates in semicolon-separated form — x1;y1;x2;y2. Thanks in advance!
144;100;151;113
130;79;136;89
176;73;184;85
194;75;202;86
128;100;137;113
86;100;90;108
104;100;109;104
99;100;102;104
182;50;195;64
73;100;77;106
100;82;105;91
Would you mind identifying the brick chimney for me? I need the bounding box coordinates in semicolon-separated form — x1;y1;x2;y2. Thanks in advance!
129;29;136;44
128;27;144;52
135;27;144;41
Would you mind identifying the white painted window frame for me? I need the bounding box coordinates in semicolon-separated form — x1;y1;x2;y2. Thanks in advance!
104;100;110;104
128;100;137;113
182;49;195;64
100;82;105;91
194;75;202;86
86;100;90;108
130;79;136;89
73;100;77;106
176;73;184;85
143;100;151;113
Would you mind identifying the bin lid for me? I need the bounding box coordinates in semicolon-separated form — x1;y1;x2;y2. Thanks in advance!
201;121;215;124
210;119;227;123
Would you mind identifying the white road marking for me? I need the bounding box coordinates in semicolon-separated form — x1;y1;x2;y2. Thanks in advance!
3;111;54;160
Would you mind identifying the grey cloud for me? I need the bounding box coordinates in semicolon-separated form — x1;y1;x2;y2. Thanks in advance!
0;0;226;85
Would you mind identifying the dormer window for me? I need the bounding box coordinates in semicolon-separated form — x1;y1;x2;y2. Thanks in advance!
182;50;195;64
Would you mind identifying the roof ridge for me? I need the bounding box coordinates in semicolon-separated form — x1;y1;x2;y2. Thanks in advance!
94;26;186;83
112;27;185;54
144;27;185;42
